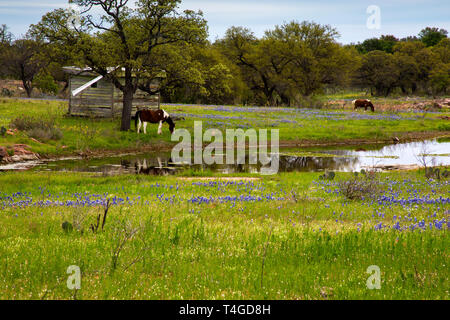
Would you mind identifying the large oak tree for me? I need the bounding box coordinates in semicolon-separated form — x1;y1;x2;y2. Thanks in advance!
31;0;207;131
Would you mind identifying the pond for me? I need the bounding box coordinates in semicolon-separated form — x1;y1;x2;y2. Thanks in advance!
1;139;449;175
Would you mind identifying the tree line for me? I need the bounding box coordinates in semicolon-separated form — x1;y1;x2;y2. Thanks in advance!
0;0;448;130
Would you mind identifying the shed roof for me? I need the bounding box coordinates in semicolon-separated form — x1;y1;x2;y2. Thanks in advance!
64;66;165;97
63;66;166;78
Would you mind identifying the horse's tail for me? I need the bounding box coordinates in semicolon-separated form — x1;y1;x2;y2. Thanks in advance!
135;110;141;131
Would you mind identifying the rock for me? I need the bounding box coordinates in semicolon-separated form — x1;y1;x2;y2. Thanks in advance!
393;137;400;143
1;144;39;163
10;155;22;162
13;144;34;156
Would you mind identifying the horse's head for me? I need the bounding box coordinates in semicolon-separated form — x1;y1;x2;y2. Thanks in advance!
166;117;175;134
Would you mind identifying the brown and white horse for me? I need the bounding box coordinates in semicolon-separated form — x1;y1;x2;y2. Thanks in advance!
352;99;375;112
135;109;175;135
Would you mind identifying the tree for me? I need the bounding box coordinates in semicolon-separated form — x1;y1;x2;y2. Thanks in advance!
217;26;276;105
429;63;450;95
218;21;347;106
432;37;450;64
418;27;448;47
0;39;46;97
264;21;343;100
31;0;207;131
393;53;419;94
356;35;399;54
356;50;398;96
0;24;13;45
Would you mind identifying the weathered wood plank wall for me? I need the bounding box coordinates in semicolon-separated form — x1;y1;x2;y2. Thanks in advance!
69;76;160;118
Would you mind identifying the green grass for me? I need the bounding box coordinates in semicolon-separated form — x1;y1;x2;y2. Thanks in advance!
0;98;449;158
0;170;448;299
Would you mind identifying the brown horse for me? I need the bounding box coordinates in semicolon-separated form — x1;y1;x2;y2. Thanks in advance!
352;99;375;112
135;109;175;135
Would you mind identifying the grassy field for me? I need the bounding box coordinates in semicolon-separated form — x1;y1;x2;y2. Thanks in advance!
0;169;448;299
0;98;449;158
0;97;448;300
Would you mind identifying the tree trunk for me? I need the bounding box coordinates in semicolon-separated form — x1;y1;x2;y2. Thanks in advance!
120;87;134;131
401;86;407;94
120;68;135;131
22;79;32;98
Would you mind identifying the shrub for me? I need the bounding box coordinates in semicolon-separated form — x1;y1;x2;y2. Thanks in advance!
1;88;13;97
295;96;325;109
34;73;59;95
337;172;381;200
26;127;63;141
10;115;63;142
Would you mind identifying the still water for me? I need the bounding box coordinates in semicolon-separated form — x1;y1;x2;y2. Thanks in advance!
1;139;449;175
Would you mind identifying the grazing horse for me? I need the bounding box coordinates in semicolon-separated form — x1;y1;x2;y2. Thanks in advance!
352;99;375;112
135;109;175;135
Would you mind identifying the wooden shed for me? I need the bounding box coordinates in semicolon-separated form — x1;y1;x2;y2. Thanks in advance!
63;66;162;118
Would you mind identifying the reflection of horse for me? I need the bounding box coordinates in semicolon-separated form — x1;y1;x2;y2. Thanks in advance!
134;158;176;175
135;109;175;134
352;99;375;112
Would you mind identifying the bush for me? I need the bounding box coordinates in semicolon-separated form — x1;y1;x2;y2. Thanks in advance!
34;73;59;95
10;115;63;142
26;127;63;141
337;172;381;200
295;96;325;109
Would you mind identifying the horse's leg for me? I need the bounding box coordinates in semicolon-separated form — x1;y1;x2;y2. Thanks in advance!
143;121;147;134
157;121;163;135
137;117;142;133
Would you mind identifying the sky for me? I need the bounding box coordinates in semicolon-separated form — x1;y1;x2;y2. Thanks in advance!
0;0;449;44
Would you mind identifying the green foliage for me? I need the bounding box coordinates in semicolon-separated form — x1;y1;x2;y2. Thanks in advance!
0;39;46;97
34;72;59;95
356;50;399;96
30;0;208;130
429;63;450;95
217;21;356;106
419;27;448;47
296;95;325;109
356;35;399;54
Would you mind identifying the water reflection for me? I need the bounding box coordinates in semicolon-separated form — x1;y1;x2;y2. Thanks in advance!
1;139;449;174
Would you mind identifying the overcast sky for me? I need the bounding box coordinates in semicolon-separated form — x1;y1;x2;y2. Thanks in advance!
1;0;449;44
